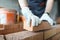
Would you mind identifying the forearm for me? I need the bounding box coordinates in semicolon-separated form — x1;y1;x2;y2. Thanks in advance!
45;0;54;13
18;0;33;16
18;0;28;9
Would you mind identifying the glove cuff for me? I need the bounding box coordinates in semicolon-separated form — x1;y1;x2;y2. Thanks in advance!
44;12;50;15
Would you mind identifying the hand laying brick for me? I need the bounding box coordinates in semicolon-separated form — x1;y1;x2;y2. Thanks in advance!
21;16;54;31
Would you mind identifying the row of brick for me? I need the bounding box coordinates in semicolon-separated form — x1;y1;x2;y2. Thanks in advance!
0;25;60;40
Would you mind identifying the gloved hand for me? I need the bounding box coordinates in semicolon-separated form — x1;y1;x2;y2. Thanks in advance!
21;7;40;27
40;12;54;25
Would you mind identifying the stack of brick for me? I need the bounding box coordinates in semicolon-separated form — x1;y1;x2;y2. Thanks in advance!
0;23;23;35
0;15;60;40
0;25;60;40
3;25;60;40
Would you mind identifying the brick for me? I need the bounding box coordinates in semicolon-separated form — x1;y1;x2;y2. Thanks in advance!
5;31;43;40
0;23;23;35
44;27;56;40
0;35;4;40
0;24;4;30
56;17;60;24
24;21;52;31
52;33;60;40
55;25;60;34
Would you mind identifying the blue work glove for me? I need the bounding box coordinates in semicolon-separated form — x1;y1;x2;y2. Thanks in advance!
21;7;40;27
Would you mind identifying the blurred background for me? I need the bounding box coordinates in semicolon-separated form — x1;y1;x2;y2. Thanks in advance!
0;0;58;20
0;0;20;13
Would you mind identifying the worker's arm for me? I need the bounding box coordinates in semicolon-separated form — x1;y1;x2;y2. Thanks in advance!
45;0;54;13
18;0;28;8
40;0;54;25
18;0;40;27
